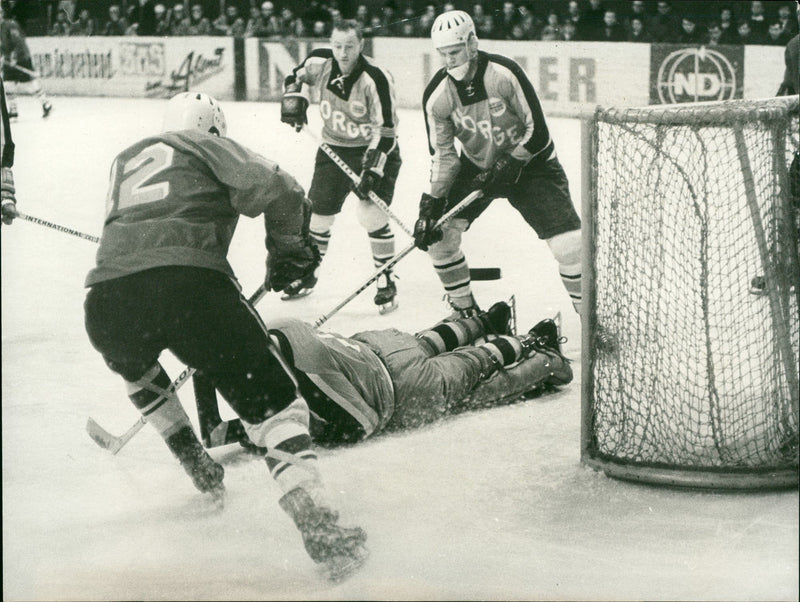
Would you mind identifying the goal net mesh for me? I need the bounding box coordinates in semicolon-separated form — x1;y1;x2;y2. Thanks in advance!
583;97;799;488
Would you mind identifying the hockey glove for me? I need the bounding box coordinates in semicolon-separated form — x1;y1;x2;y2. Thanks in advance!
355;148;387;199
473;154;526;197
280;85;309;132
413;193;446;251
1;168;17;225
266;237;321;292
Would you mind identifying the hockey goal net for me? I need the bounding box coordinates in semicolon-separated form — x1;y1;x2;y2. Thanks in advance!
581;96;799;489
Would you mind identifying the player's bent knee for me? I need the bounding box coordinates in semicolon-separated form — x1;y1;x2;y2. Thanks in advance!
546;229;581;266
427;225;464;260
356;199;389;231
310;212;335;233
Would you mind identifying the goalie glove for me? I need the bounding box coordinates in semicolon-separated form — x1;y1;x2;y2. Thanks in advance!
280;84;309;132
473;154;526;197
265;237;321;293
355;148;387;199
1;168;17;225
413;193;446;251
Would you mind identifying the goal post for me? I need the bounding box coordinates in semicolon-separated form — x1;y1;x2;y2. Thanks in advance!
581;96;799;489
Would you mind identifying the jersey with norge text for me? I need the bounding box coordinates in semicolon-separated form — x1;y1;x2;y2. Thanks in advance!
86;129;308;286
285;49;398;154
423;50;555;198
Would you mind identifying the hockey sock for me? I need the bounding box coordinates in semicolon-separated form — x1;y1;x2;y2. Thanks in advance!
126;363;192;439
434;251;473;307
477;335;524;368
416;315;486;356
242;397;323;497
28;79;49;106
310;227;330;259
560;265;582;315
368;223;395;268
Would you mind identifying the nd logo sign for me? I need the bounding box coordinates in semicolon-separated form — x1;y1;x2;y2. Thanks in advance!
653;46;741;104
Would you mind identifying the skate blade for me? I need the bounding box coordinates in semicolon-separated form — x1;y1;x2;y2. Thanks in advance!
281;289;314;301
377;300;398;315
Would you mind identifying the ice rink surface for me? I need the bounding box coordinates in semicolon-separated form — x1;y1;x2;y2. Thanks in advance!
2;96;798;601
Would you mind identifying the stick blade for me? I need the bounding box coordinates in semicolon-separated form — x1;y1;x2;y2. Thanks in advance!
86;417;117;451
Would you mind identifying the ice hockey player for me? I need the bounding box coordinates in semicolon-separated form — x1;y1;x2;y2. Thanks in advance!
1;4;53;119
413;10;582;318
83;92;367;582
280;19;402;313
196;300;572;449
1;78;17;225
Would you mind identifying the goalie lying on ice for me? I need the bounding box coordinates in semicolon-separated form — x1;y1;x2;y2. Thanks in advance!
200;300;572;450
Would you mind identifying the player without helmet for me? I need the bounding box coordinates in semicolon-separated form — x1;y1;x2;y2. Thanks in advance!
430;10;479;81
161;91;227;137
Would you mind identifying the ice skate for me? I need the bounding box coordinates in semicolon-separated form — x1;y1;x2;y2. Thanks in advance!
42;101;53;118
8;100;18;120
167;426;226;501
445;293;481;319
479;301;513;336
374;270;398;314
280;487;369;582
520;317;567;356
280;273;317;301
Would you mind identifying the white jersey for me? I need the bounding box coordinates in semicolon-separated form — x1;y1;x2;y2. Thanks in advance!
285;48;398;154
422;50;555;198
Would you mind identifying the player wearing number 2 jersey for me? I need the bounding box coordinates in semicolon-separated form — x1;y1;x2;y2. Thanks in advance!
413;11;582;319
84;92;367;582
280;20;402;313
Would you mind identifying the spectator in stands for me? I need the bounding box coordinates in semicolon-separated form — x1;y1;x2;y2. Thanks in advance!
311;19;327;37
747;0;768;41
623;0;648;33
540;11;563;41
186;3;211;35
102;4;128;36
704;21;724;46
562;19;577;41
581;0;606;41
354;4;370;29
154;3;169;35
213;3;245;37
472;3;494;39
677;15;703;44
733;19;760;45
648;0;681;43
50;9;70;35
599;9;625;42
380;1;398;36
278;6;303;37
168;3;190;35
718;6;736;43
767;21;792;46
418;4;437;37
777;3;798;39
517;3;539;40
627;16;651;42
566;0;583;39
495;1;520;40
69;8;95;36
130;0;157;36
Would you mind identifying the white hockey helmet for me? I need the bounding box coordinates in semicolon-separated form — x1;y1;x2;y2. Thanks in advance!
162;91;227;137
430;10;477;49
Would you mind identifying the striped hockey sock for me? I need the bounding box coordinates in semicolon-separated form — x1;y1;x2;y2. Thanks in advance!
310;228;331;260
368;224;395;268
126;363;192;438
434;251;473;307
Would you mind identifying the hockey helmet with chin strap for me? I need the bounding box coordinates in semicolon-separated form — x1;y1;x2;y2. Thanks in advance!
162;91;227;137
430;10;477;50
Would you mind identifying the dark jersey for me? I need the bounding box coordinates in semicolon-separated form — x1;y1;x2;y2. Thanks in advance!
86;130;309;286
423;51;554;198
0;17;31;66
285;49;398;154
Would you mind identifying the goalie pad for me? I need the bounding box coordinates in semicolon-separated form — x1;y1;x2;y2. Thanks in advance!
450;348;572;414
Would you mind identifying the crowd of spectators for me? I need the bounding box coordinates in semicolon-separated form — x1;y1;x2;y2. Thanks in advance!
3;0;798;46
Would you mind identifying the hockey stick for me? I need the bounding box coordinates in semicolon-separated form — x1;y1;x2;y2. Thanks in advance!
85;284;268;454
16;211;100;243
306;129;501;281
314;188;485;328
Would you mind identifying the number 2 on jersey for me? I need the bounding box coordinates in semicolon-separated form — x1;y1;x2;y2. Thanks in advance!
107;142;175;214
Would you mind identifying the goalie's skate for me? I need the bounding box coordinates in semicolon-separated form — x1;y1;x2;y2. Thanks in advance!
280;487;369;582
374;271;398;315
521;317;567;356
280;274;317;300
479;301;513;336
